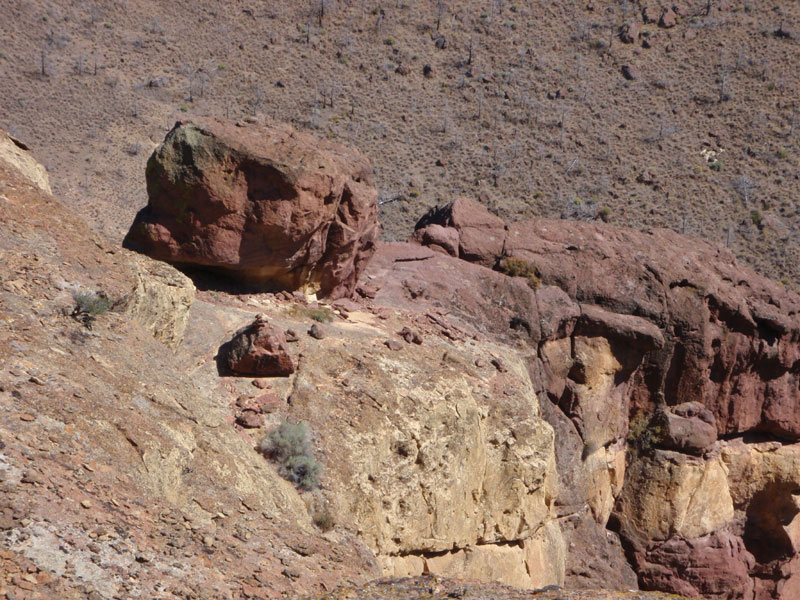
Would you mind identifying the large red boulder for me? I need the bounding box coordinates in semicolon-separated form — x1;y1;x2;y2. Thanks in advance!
124;118;379;299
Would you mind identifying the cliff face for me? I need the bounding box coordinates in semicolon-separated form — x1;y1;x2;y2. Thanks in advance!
411;198;800;599
4;124;800;600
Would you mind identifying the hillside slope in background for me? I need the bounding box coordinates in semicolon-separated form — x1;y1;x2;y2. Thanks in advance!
0;0;798;283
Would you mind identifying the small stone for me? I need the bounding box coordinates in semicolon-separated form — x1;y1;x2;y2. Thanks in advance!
491;358;507;373
384;339;403;351
398;327;423;345
621;64;639;80
285;329;299;342
251;379;271;389
659;7;677;28
19;414;35;422
423;64;434;78
308;324;326;340
236;410;265;429
80;500;92;509
202;535;214;547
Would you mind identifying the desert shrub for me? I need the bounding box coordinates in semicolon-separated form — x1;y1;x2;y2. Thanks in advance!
260;421;322;490
627;412;664;457
751;209;763;227
73;289;113;315
499;257;540;290
287;305;334;323
312;507;335;532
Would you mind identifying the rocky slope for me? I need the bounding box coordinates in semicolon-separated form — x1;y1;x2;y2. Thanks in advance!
3;119;800;600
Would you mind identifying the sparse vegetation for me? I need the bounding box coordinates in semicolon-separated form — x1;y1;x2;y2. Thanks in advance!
312;507;335;531
626;412;664;457
260;421;322;490
71;289;113;328
498;257;540;290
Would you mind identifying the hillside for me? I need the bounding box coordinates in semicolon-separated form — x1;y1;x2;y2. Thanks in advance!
1;0;799;284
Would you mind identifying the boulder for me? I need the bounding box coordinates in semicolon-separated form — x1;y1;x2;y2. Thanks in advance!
124;118;379;299
415;197;506;267
220;315;295;377
655;402;717;455
639;531;755;599
620;20;641;44
660;7;677;28
412;224;459;256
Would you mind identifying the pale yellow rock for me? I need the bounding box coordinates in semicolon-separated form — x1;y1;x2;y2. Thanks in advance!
122;254;195;350
721;441;800;553
570;336;627;448
585;444;627;524
378;554;425;578
287;330;564;586
523;520;567;588
616;450;734;541
722;441;800;505
0;131;51;193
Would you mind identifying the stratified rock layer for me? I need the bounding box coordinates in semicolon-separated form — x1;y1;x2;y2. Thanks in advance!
124;118;379;299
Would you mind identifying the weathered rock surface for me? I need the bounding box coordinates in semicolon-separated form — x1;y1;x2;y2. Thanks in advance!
0;130;51;193
0;138;375;599
281;310;562;589
124;118;379;299
414;197;506;266
616;450;734;543
122;254;195;350
220;314;296;376
408;198;800;597
654;402;717;455
415;199;800;440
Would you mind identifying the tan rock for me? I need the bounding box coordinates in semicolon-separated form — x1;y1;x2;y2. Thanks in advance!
0;131;50;193
616;450;734;541
285;327;563;585
122;254;195;350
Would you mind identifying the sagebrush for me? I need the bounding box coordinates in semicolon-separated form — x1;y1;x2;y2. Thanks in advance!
260;421;322;490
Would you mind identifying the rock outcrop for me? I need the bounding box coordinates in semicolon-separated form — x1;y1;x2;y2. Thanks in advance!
0;130;51;193
122;254;195;350
124;118;379;299
407;197;800;597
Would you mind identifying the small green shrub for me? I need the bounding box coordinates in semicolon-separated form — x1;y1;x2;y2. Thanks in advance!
627;412;664;456
260;421;322;490
288;305;335;323
71;290;113;329
499;257;540;290
751;209;763;227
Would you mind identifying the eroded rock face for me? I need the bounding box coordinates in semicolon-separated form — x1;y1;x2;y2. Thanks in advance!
122;254;195;350
124;118;379;299
414;199;800;440
282;314;562;589
407;198;800;597
220;315;295;376
0;130;50;193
